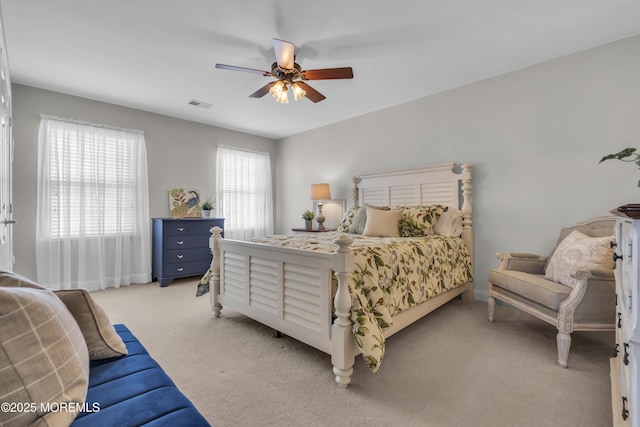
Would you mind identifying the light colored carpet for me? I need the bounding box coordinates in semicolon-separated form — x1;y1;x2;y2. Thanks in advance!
91;278;614;427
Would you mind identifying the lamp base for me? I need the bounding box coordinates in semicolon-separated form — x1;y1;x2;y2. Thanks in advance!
316;204;326;231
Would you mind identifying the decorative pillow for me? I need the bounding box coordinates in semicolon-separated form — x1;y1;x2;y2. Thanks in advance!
337;205;359;232
362;205;402;237
0;270;89;427
55;289;128;360
398;205;447;237
434;207;464;237
349;204;390;234
544;230;615;288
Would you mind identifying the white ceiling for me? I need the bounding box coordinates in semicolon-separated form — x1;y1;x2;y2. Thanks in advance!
2;0;640;140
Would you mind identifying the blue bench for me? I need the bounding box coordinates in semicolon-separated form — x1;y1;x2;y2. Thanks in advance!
71;324;209;427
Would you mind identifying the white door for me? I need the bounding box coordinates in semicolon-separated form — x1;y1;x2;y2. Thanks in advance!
0;38;14;271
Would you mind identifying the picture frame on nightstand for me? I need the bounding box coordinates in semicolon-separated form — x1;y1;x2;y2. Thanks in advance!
312;199;346;230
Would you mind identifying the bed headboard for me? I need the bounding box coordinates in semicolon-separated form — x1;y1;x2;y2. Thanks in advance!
352;162;473;262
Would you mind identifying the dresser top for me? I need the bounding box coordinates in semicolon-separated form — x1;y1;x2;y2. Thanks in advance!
153;217;224;220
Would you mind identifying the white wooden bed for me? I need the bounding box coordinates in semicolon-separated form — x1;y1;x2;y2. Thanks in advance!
208;162;474;387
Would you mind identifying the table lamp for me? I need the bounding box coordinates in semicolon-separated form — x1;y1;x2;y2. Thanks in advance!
310;183;331;231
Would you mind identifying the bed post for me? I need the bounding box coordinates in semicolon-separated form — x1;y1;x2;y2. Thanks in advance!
331;234;356;388
460;163;474;301
352;176;361;207
209;226;223;317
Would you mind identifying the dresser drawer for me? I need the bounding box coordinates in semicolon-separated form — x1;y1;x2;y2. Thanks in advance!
162;260;212;278
163;247;212;263
163;235;210;250
162;220;218;236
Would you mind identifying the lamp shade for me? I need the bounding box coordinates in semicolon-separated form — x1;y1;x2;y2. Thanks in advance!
310;183;331;201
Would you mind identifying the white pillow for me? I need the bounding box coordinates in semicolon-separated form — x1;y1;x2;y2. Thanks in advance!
545;230;615;288
362;206;402;237
434;207;463;237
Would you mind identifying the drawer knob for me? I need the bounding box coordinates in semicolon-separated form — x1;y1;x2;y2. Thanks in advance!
177;227;184;232
177;254;184;259
618;312;622;328
624;343;630;366
622;397;629;420
177;240;184;245
613;252;623;262
177;267;184;272
611;241;618;249
613;343;619;357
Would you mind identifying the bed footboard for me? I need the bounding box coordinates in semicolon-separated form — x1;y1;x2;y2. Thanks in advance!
209;227;357;386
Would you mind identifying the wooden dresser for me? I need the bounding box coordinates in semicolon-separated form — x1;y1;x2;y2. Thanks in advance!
611;209;640;427
152;217;224;286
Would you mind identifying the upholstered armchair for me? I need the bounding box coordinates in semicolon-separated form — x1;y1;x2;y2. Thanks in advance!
488;217;616;368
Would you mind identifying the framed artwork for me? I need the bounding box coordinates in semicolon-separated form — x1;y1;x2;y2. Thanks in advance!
169;188;202;218
313;199;346;229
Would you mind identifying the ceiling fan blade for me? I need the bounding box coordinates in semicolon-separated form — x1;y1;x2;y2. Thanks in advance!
302;67;354;80
215;63;271;76
273;38;295;70
249;82;278;98
295;81;326;103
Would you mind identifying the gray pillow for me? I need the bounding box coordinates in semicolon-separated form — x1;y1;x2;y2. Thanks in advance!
55;289;128;360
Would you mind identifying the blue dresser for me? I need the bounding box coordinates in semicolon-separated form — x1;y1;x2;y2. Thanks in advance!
151;218;224;286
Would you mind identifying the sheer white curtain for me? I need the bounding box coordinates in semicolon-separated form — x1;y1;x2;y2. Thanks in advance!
36;116;151;290
217;145;273;239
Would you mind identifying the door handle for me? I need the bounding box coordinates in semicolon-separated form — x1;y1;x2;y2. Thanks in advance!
2;219;16;225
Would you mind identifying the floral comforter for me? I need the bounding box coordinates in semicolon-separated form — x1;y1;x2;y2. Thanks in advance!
198;232;473;372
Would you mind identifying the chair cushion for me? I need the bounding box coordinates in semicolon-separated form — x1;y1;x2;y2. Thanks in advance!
489;270;571;311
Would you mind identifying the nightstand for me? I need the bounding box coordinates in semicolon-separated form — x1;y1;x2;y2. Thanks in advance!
291;228;337;233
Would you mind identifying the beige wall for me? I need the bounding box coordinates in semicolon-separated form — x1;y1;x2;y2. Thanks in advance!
11;84;276;280
275;35;640;300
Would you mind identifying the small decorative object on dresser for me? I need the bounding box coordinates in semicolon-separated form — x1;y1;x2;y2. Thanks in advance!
201;198;214;217
610;206;640;427
169;188;202;218
152;217;224;286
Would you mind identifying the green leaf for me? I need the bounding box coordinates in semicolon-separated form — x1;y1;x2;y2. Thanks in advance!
599;147;637;163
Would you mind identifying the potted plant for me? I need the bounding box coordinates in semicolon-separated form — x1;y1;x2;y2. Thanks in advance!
201;199;214;217
302;210;315;230
600;148;640;186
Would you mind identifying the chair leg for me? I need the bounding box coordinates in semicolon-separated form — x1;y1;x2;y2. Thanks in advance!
487;295;496;322
556;331;571;368
487;281;495;322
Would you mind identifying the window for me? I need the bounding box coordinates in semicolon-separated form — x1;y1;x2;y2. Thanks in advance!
36;116;151;290
217;146;273;239
44;122;137;237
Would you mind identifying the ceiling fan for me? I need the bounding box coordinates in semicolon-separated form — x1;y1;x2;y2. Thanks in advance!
215;38;353;104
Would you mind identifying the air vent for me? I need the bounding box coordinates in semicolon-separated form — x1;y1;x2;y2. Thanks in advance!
188;99;213;109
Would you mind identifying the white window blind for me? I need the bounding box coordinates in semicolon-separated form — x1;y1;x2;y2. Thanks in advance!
46;123;136;237
217;146;273;239
36;116;151;290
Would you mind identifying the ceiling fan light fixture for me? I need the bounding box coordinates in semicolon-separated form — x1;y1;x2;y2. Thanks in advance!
291;82;306;101
269;80;285;98
277;85;289;104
